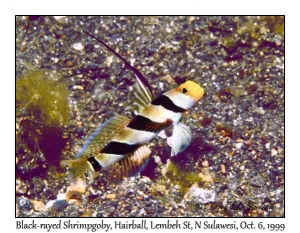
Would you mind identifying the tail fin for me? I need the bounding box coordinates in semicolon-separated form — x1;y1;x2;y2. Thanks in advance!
61;157;92;182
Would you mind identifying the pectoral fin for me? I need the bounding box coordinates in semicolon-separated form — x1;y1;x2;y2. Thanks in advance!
169;122;192;156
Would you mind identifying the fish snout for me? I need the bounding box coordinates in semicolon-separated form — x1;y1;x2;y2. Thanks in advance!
193;86;205;102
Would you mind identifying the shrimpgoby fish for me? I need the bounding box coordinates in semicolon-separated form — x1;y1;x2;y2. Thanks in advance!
62;32;205;182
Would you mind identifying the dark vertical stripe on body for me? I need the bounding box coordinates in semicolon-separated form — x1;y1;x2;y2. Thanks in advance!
151;95;186;113
87;157;102;172
127;115;172;133
101;141;140;155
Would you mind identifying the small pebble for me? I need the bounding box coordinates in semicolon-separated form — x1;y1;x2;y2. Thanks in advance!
16;179;28;194
256;107;266;115
105;194;116;200
202;160;209;167
220;164;226;174
108;206;115;214
271;148;278;156
54;16;66;21
72;43;84;51
53;200;68;211
18;196;32;210
31;200;45;212
235;142;243;150
57;193;67;201
198;172;214;183
45;200;56;209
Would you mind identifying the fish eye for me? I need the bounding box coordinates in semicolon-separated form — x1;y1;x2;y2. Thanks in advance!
182;88;188;94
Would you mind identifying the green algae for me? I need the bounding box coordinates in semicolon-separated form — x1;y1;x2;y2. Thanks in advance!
220;16;284;62
16;67;70;173
162;160;203;196
237;16;284;38
16;68;69;127
260;16;284;37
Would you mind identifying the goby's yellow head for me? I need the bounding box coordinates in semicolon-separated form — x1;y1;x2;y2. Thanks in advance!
165;80;204;110
177;80;205;103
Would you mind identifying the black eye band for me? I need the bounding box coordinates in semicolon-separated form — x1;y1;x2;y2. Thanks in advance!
151;95;186;113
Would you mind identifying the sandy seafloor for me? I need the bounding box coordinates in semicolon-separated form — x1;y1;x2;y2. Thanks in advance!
16;16;284;217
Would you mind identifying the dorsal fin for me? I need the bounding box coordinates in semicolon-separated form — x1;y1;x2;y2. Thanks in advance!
133;73;154;111
82;31;154;112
